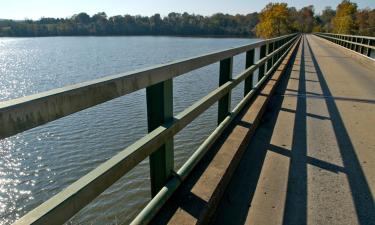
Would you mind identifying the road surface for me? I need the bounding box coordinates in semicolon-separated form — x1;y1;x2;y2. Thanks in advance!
213;34;375;225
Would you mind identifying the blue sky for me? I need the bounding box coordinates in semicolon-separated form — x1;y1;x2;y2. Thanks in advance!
1;0;374;20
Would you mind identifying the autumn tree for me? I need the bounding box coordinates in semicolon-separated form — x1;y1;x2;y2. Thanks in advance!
368;10;375;36
255;3;291;38
332;0;358;34
356;9;370;35
355;8;375;36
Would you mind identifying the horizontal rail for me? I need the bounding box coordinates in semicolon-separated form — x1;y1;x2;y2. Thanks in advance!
317;32;375;41
131;35;301;225
0;33;296;139
11;33;299;225
315;33;375;50
315;32;375;59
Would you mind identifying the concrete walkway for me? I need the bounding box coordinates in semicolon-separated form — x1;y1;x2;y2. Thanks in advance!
213;35;375;225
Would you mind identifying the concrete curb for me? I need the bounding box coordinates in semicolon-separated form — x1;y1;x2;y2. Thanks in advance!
151;36;302;225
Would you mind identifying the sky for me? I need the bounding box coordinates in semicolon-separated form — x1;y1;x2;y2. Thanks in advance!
1;0;375;20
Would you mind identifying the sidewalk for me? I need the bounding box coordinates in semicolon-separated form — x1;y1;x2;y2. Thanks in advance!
213;35;375;225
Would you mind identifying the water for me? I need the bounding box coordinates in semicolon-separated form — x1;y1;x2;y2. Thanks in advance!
0;36;259;224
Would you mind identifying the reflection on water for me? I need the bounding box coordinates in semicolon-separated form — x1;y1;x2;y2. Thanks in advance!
0;36;258;224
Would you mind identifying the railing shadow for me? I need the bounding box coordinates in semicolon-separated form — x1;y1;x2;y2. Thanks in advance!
281;35;307;225
213;34;375;225
305;36;375;225
211;37;301;225
151;92;263;224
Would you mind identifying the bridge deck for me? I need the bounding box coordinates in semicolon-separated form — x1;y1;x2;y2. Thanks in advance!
213;35;375;225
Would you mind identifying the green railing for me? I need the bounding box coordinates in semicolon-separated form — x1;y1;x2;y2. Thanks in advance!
2;33;299;225
315;32;375;59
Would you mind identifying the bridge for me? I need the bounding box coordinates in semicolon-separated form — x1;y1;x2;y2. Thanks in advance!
1;33;374;225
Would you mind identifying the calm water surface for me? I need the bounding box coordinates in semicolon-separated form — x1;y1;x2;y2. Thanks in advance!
0;36;259;224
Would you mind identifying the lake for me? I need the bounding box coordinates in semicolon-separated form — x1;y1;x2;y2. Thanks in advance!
0;36;260;224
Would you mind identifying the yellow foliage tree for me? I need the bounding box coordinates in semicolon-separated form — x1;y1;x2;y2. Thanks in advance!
255;3;291;38
312;25;323;32
332;0;358;34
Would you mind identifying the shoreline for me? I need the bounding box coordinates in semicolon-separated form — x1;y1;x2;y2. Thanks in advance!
0;34;257;39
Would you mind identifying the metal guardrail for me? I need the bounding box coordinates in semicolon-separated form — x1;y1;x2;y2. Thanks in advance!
315;33;375;59
2;33;300;225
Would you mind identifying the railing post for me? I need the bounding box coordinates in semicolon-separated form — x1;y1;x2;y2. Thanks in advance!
267;42;274;72
348;36;350;48
275;40;280;61
367;39;372;57
146;79;174;197
273;41;279;66
345;36;348;48
244;49;255;96
258;44;267;80
355;38;362;53
218;57;233;124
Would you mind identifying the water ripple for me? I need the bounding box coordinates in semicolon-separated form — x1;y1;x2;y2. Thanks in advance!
0;36;258;224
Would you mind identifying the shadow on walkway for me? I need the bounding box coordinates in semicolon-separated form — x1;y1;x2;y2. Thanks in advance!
211;37;301;225
212;35;375;225
281;34;307;225
305;37;375;225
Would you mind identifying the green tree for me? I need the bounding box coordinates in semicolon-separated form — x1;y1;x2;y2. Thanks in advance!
300;6;315;33
73;13;91;24
320;7;336;32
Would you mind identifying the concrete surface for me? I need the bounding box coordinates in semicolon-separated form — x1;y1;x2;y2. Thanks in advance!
315;34;375;68
150;37;301;225
213;35;375;225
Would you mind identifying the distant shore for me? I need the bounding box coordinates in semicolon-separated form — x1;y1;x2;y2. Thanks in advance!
0;34;257;39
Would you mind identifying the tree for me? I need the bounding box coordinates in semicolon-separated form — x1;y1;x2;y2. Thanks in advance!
1;2;373;38
320;7;336;32
73;13;91;24
368;9;375;36
255;3;291;38
356;9;370;35
288;6;315;33
150;14;162;33
300;6;315;33
312;24;323;32
91;12;108;35
355;8;375;36
332;0;358;34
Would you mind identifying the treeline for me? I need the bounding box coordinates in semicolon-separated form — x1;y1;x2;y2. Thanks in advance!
0;0;373;38
0;12;259;37
256;0;375;38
